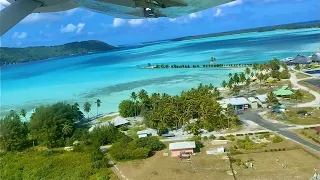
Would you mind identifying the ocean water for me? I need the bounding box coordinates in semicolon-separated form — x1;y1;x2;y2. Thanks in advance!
1;28;320;117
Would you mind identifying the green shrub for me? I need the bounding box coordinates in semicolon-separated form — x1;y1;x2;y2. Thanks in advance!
209;134;216;140
229;157;236;163
118;100;140;118
203;136;208;141
119;126;129;131
279;71;290;79
189;135;202;141
135;137;165;151
218;136;226;140
272;135;283;143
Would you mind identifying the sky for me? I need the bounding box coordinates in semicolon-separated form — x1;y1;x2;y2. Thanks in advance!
0;0;319;47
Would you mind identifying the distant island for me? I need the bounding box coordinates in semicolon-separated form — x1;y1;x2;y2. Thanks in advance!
0;40;116;66
170;20;320;42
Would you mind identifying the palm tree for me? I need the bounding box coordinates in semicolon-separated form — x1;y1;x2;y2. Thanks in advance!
73;102;79;110
240;72;246;83
95;99;101;117
20;109;27;121
245;78;251;92
221;80;227;88
62;123;73;136
131;92;138;117
252;63;258;71
251;72;254;78
267;92;278;106
83;102;91;120
233;73;240;84
245;67;251;76
227;80;233;89
292;89;303;101
228;73;233;78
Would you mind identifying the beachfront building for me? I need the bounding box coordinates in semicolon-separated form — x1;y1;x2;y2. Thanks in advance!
169;141;196;157
89;116;130;132
137;130;152;138
247;97;258;109
310;53;320;63
273;86;293;97
283;54;312;65
255;94;268;108
222;97;250;111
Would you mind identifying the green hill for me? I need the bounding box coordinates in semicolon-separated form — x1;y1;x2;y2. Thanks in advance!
0;40;116;66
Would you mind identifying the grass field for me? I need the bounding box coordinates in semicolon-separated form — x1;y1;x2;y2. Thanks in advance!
298;80;320;94
232;149;319;180
266;107;320;125
284;89;316;103
294;129;320;145
115;136;319;180
296;72;312;79
254;80;291;95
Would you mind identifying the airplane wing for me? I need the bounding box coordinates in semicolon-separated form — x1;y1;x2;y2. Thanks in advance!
80;0;235;19
0;0;235;37
158;0;235;18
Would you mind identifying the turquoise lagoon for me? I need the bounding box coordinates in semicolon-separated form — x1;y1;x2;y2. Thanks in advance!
1;28;320;117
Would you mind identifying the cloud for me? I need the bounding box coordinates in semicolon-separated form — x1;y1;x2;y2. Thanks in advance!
189;12;202;19
76;23;85;33
221;0;243;7
113;18;126;27
214;8;223;17
128;19;144;26
60;23;85;34
21;13;61;24
12;32;27;39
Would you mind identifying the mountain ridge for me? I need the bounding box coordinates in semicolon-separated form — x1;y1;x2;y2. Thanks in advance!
0;40;116;66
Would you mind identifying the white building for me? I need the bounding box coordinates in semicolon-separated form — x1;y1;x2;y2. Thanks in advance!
247;97;258;109
137;130;152;138
222;97;250;110
89;116;130;132
255;94;268;108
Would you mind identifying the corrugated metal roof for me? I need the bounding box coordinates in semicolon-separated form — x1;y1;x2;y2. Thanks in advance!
137;130;150;135
111;116;129;126
248;97;257;102
169;141;196;150
223;97;249;105
255;94;267;102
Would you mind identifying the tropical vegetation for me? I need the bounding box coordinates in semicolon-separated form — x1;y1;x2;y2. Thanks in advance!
119;83;238;135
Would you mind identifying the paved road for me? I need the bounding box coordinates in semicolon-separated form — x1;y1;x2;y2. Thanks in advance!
240;111;320;152
290;72;320;108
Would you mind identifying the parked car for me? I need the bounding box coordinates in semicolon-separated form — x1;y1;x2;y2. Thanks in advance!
161;133;175;137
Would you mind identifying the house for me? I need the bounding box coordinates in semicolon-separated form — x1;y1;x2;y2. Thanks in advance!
255;94;268;108
310;53;320;62
247;97;258;109
111;116;130;127
222;97;250;110
217;100;227;109
283;54;312;65
206;147;225;155
169;141;196;157
89;116;130;132
137;130;152;138
273;86;293;97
